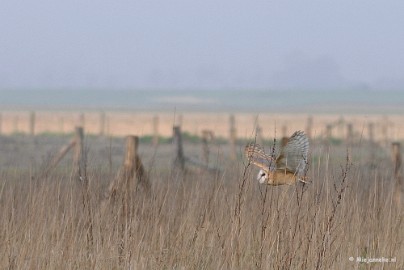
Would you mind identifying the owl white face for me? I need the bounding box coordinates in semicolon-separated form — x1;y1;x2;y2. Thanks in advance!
257;169;267;184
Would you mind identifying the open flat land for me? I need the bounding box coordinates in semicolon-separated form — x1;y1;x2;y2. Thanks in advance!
1;110;404;141
0;110;403;269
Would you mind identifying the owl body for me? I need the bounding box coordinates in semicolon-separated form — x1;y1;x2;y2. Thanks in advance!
246;131;309;186
258;169;300;185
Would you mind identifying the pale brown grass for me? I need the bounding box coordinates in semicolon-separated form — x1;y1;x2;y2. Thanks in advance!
0;136;403;269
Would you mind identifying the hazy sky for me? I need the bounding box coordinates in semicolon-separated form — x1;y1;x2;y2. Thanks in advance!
1;0;404;90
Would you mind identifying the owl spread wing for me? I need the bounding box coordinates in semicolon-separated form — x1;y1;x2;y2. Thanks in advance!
276;131;309;175
244;142;274;170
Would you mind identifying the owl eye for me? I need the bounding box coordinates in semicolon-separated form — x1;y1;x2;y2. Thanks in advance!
260;172;266;177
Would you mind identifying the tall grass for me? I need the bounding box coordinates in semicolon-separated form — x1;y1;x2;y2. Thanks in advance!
0;137;402;269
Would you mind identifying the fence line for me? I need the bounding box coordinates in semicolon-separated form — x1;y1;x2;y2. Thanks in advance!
0;111;403;142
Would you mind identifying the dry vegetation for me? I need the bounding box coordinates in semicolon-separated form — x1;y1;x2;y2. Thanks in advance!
0;132;403;269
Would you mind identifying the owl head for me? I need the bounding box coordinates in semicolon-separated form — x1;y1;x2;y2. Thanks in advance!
257;169;275;184
257;169;268;184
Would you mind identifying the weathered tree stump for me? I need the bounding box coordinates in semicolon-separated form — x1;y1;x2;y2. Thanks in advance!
123;136;150;189
106;135;150;202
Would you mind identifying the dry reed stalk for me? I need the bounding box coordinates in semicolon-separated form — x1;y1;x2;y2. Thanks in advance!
0;132;403;269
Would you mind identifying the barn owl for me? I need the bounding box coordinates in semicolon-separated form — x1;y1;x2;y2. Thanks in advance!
245;131;309;185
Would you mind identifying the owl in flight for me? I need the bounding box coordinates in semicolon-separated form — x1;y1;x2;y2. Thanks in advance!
245;131;309;185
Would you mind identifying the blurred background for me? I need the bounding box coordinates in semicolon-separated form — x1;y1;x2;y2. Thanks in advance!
0;0;403;136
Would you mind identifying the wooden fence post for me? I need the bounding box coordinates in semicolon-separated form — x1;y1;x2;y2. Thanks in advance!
79;113;85;128
178;114;183;127
13;116;19;133
44;126;83;176
173;126;185;171
29;111;35;136
106;136;150;203
306;116;313;139
391;142;402;205
152;115;159;147
123;136;137;181
99;111;106;136
73;127;85;181
282;125;288;139
346;123;353;145
381;116;389;146
122;136;150;189
325;124;332;143
201;130;213;167
337;116;344;139
391;143;401;177
229;115;237;160
59;117;64;134
368;122;374;143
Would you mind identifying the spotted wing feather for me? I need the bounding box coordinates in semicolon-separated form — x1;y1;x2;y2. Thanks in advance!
276;131;309;175
244;142;274;170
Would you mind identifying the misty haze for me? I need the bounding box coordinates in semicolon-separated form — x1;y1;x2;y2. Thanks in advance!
0;1;403;269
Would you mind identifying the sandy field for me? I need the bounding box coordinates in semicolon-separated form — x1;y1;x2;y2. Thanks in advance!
0;110;403;142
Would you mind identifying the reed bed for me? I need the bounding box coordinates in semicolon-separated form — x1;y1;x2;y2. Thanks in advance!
0;135;402;269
